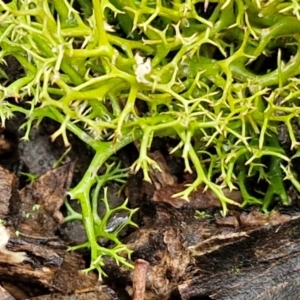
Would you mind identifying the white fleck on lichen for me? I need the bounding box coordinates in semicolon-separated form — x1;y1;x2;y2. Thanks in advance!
134;53;152;84
104;21;115;32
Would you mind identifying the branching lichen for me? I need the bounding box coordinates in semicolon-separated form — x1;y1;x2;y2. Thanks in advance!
1;0;300;276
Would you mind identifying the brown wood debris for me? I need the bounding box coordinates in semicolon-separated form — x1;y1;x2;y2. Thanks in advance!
118;203;300;300
0;164;97;299
131;259;149;300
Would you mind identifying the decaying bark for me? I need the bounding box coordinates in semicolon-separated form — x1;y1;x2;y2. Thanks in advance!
107;202;300;300
1;284;119;300
131;259;149;300
178;212;300;300
0;165;97;299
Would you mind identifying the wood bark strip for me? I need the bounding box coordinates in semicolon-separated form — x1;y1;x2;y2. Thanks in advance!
111;203;300;300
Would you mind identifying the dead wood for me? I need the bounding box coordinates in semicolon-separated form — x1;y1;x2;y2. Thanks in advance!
0;285;119;300
0;165;97;299
104;202;300;300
